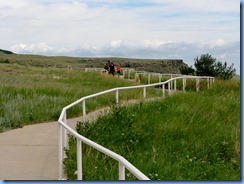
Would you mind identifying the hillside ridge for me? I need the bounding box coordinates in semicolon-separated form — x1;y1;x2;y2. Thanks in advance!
0;49;186;73
0;49;14;54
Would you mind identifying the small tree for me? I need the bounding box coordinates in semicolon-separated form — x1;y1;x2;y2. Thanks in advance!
194;54;216;76
214;61;236;80
194;54;236;80
179;64;195;75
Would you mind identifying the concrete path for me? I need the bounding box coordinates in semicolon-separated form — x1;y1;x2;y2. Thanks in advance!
0;97;164;180
0;107;111;180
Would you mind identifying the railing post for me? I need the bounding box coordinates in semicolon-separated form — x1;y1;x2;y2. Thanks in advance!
196;78;200;92
58;123;63;180
82;100;86;117
77;139;82;180
211;77;215;87
143;87;146;98
63;111;67;148
183;78;186;92
159;75;162;83
174;79;177;91
116;89;119;104
162;84;165;97
168;81;171;95
119;162;125;180
170;75;173;89
124;70;126;79
138;74;141;84
207;78;210;89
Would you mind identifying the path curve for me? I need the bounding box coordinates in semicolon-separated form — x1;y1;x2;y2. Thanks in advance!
0;98;156;180
0;106;111;180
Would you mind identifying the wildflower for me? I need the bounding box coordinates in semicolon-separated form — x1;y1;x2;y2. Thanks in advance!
222;140;228;145
189;159;192;162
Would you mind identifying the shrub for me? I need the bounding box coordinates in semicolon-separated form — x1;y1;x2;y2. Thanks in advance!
194;53;236;80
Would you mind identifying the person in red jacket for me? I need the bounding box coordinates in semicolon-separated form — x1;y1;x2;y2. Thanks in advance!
116;63;121;76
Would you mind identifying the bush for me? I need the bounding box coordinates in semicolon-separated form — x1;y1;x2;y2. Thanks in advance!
194;54;236;80
179;65;195;75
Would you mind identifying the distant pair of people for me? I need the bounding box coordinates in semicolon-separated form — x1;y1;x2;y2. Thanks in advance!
104;60;121;76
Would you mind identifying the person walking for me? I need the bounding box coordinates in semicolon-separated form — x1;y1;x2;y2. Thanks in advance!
116;63;121;77
109;62;115;75
104;60;110;74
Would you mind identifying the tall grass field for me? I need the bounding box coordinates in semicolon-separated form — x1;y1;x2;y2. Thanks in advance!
0;58;240;180
64;79;240;180
0;63;142;132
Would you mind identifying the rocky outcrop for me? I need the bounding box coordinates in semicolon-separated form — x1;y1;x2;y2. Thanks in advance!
119;59;184;74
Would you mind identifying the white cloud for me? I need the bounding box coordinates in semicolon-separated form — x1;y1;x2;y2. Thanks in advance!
110;40;123;48
11;43;53;53
0;0;240;74
209;39;227;48
10;39;240;74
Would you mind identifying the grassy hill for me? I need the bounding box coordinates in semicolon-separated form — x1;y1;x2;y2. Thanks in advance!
0;49;186;132
0;49;185;73
64;79;240;180
0;49;14;55
0;49;240;180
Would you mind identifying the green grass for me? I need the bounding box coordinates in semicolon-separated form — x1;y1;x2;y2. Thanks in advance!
64;79;240;180
0;63;144;132
0;52;183;73
1;61;175;132
0;56;240;180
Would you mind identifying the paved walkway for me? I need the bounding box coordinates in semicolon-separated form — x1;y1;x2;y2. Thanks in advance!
0;97;166;180
0;107;111;180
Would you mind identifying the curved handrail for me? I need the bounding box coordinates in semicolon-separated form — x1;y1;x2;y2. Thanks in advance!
58;75;214;180
58;118;149;180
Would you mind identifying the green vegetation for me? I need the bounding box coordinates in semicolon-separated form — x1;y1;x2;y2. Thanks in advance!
0;51;240;180
0;58;175;132
0;63;145;132
0;49;14;55
0;51;187;132
194;54;236;80
180;53;236;80
64;79;240;180
0;51;184;73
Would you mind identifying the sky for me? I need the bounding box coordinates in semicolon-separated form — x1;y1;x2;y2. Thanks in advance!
0;0;240;74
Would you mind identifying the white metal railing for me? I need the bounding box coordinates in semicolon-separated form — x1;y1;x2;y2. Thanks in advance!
134;71;183;85
58;75;214;180
85;67;134;78
85;67;183;83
